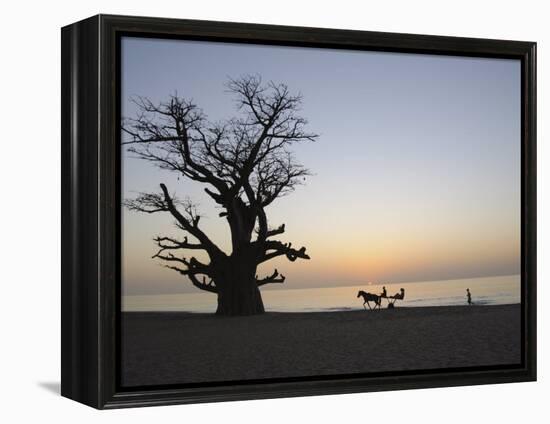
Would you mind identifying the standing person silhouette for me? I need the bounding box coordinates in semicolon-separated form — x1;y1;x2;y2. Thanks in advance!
466;288;472;305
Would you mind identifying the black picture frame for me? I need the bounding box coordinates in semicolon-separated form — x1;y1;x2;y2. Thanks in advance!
61;14;537;409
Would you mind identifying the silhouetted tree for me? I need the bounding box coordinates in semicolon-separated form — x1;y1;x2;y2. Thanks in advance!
123;75;317;315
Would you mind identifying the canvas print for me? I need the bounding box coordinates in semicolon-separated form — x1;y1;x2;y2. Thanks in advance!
120;36;521;387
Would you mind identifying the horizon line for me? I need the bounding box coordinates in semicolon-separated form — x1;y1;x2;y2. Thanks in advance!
122;272;520;297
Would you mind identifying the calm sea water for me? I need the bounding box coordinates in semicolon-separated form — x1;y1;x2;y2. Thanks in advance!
123;274;520;313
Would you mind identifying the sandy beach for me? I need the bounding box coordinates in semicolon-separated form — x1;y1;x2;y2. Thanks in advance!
121;304;521;387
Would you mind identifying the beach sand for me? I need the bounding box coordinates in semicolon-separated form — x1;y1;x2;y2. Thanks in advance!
121;304;521;387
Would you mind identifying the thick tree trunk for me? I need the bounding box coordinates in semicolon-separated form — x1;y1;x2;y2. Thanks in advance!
215;280;265;316
211;202;266;316
214;257;265;316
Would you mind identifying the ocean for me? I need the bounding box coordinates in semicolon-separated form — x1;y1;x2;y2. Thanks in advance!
123;274;520;313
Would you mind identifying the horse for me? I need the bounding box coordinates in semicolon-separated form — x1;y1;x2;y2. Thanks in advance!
357;290;382;310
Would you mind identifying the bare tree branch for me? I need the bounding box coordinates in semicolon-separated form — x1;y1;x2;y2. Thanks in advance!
158;183;224;258
265;224;285;238
256;269;286;286
165;264;218;293
152;236;206;258
260;240;311;263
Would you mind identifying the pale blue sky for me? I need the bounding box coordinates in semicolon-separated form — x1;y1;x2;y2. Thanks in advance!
121;36;521;295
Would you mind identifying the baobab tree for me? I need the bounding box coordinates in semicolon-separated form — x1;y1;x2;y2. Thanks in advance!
123;75;318;316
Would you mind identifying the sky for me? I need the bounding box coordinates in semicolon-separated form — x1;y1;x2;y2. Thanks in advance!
121;36;521;296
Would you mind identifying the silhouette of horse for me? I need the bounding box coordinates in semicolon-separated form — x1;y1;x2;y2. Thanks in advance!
357;290;381;310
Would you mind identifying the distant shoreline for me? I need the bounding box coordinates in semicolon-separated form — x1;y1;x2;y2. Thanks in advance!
122;303;520;315
122;275;521;312
121;304;521;387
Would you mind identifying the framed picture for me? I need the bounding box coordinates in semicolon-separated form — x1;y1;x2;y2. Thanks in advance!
61;14;536;409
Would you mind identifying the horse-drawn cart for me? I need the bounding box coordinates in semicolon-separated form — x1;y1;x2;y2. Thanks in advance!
357;288;405;310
